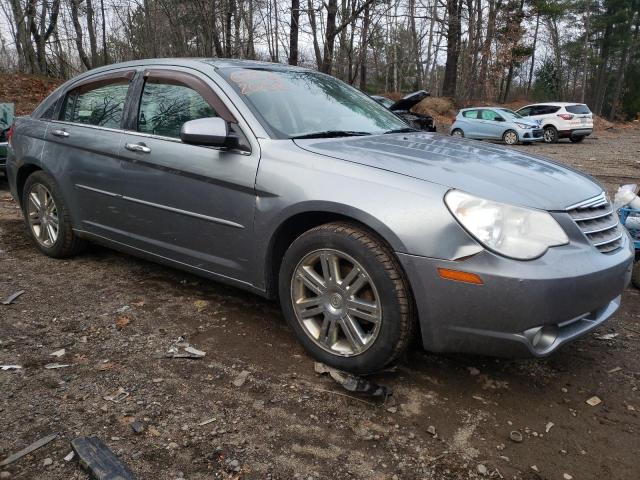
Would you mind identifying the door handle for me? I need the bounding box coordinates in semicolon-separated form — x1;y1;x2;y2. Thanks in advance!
51;129;69;137
125;142;151;153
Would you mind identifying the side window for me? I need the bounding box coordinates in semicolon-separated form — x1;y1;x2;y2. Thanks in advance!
462;110;478;119
137;80;217;138
540;106;560;115
61;80;129;128
480;110;501;121
518;107;531;117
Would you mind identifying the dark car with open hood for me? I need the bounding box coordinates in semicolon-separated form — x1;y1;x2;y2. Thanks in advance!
371;90;436;132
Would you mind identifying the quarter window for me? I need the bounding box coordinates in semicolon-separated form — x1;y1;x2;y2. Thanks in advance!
61;80;129;128
137;80;217;138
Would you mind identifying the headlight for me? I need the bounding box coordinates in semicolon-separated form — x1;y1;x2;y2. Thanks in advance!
445;190;569;260
515;122;533;129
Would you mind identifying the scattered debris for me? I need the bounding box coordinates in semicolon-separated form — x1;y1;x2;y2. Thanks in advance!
477;464;488;475
198;418;216;426
0;365;22;371
50;349;66;357
71;436;136;480
232;370;250;387
545;422;554;433
130;421;144;434
193;299;209;311
115;305;130;314
586;396;602;407
0;433;58;467
314;362;390;398
43;458;52;467
509;431;523;443
44;363;71;370
531;465;539;472
607;366;623;374
115;316;132;330
563;474;573;480
103;387;129;403
1;290;25;305
595;333;618;340
64;451;75;462
164;337;206;359
467;367;481;376
427;425;437;436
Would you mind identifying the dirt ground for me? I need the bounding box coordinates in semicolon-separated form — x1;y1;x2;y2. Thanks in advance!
1;129;639;480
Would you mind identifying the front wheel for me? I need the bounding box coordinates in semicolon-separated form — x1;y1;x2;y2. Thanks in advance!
503;130;519;145
22;171;86;258
543;126;558;143
279;222;414;374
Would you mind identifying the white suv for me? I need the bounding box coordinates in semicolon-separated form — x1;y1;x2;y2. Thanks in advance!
515;103;593;143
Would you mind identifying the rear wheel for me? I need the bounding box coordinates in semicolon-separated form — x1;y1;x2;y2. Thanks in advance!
279;222;414;374
543;126;558;143
22;171;86;258
503;130;518;145
570;135;585;143
451;129;464;138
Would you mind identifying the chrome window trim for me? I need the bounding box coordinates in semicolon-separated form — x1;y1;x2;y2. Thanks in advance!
49;119;124;134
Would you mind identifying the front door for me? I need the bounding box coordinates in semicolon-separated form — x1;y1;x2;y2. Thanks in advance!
115;68;260;284
477;109;504;139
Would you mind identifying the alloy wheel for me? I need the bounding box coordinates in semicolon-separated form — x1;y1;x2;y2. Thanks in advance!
504;131;518;145
290;249;382;357
543;128;556;143
27;183;59;248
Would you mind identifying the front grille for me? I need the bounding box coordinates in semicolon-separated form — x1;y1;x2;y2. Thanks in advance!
567;192;623;254
532;129;544;138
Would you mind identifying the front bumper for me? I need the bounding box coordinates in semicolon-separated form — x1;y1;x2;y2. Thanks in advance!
519;128;544;142
398;233;634;357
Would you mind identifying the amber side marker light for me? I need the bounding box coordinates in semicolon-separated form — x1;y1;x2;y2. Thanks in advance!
437;268;484;285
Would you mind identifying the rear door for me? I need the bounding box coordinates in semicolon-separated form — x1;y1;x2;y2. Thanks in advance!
41;70;134;233
115;67;260;283
460;110;480;137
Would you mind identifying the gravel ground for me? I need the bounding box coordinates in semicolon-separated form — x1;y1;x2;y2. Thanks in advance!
1;128;639;480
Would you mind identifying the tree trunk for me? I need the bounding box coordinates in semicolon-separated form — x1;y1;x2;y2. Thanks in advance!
358;2;370;90
527;10;540;95
442;0;461;97
288;0;299;65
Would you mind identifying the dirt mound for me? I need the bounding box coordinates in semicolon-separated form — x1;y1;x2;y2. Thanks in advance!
0;73;62;115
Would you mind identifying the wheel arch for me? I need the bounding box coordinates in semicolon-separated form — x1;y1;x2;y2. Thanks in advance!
15;163;44;208
263;203;408;299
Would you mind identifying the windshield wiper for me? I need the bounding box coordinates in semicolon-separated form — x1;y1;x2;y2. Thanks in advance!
290;130;372;139
384;127;419;134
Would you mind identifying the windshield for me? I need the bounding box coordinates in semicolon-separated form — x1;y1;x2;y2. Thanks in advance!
498;108;523;119
220;68;407;138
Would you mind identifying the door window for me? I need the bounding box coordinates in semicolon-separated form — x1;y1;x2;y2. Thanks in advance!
480;110;502;121
137;80;217;138
462;110;479;119
517;107;531;117
61;80;129;128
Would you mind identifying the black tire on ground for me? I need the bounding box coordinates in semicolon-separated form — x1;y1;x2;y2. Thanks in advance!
543;126;559;143
633;263;640;289
570;135;585;143
502;129;519;145
451;129;464;137
22;170;86;258
278;222;415;374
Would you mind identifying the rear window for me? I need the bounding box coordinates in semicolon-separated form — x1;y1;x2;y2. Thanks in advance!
462;110;478;119
565;104;591;115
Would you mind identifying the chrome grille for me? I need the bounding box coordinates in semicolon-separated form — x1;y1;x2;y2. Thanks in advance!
567;192;623;254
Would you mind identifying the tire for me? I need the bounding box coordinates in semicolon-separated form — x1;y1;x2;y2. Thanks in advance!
279;222;414;374
451;129;464;137
543;126;558;143
633;262;640;289
570;135;585;143
22;170;86;258
503;130;518;145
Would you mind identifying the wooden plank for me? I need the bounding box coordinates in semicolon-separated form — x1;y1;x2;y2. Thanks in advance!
0;433;58;467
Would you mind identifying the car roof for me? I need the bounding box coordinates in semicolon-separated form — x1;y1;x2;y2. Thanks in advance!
519;102;586;107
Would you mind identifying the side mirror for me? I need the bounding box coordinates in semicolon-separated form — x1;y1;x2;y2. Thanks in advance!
181;117;233;147
495;117;505;122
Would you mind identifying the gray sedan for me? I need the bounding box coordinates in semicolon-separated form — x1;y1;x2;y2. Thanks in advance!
6;59;634;373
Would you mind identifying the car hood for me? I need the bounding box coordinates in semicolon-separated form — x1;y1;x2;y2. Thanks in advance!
294;132;602;210
389;90;430;111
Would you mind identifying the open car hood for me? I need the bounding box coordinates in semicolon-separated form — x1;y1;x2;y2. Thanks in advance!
389;90;430;111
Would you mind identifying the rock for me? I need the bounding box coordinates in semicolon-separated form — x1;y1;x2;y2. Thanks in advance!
509;430;523;443
0;472;11;479
477;464;488;475
427;425;436;436
233;370;250;387
545;422;554;433
167;442;179;450
131;421;145;434
43;458;53;466
563;474;573;480
586;396;602;406
386;406;397;413
531;465;539;472
467;367;480;376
